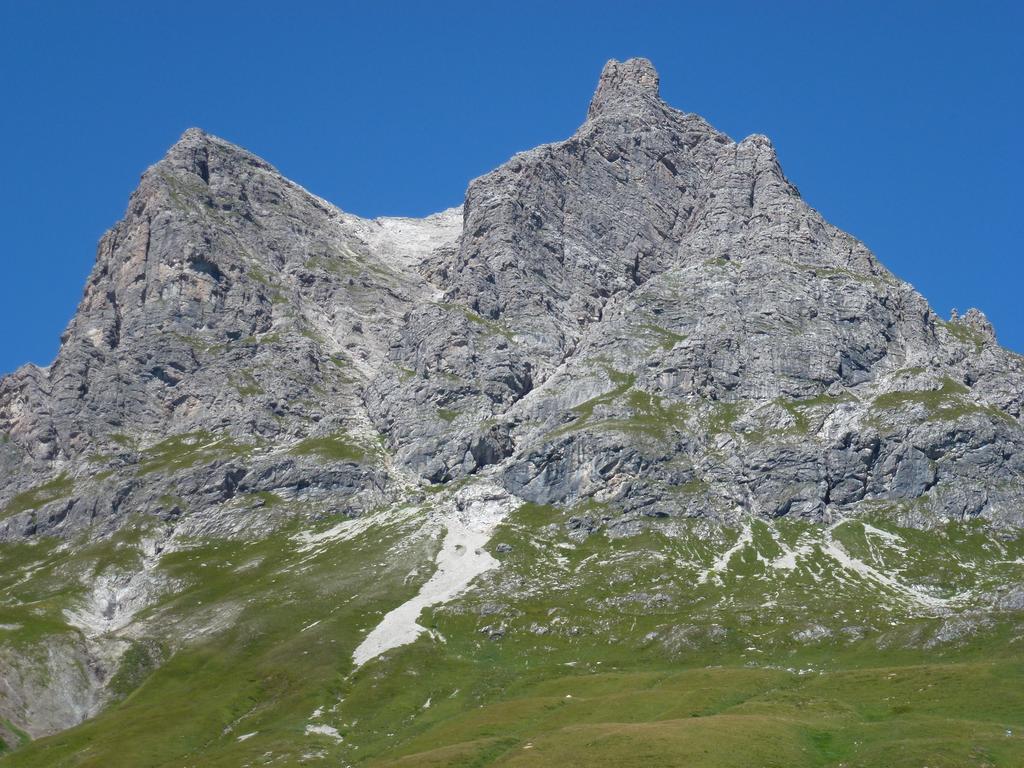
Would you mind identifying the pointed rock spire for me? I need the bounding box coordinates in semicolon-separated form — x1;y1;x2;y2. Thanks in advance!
587;57;662;119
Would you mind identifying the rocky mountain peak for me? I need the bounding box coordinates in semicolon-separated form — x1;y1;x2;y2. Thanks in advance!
960;307;997;342
587;57;662;119
146;128;279;205
1;56;1023;542
159;127;214;183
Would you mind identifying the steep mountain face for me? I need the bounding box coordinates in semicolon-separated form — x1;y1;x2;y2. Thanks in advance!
0;60;1022;765
0;129;459;541
3;59;1022;545
370;57;1024;523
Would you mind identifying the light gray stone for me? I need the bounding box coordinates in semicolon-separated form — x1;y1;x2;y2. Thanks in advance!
2;58;1023;544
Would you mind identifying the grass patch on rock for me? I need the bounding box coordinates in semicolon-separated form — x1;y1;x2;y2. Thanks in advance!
138;432;252;476
1;475;74;520
289;432;367;463
872;377;1015;425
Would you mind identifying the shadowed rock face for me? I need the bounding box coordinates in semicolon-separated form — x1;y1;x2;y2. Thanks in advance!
1;58;1023;541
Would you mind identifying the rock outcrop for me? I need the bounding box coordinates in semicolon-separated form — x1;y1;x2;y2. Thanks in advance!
2;58;1023;542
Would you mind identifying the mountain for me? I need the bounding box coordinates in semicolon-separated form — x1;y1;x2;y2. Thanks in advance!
0;58;1022;766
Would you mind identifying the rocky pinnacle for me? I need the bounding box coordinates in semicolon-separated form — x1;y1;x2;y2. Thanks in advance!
587;57;662;119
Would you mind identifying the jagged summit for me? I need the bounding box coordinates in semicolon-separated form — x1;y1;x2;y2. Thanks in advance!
587;57;662;118
175;126;208;145
155;126;278;188
159;127;215;182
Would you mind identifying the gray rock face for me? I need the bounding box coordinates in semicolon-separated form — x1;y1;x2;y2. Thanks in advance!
0;130;459;539
2;58;1023;541
0;634;110;739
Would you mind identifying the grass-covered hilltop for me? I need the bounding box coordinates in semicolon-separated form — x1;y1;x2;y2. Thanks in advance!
1;59;1022;766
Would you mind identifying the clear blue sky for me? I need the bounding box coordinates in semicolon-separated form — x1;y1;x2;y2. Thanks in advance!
1;1;1021;374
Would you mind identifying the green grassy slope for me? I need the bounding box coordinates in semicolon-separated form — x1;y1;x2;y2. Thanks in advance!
1;493;1022;767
